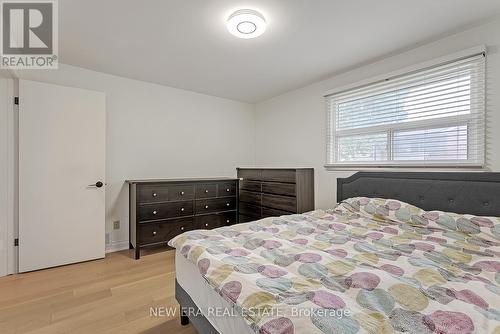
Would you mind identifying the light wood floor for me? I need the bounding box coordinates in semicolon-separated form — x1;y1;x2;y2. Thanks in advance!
0;248;197;334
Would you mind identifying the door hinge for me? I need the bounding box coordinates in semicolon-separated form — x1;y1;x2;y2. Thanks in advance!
14;97;19;105
14;238;19;246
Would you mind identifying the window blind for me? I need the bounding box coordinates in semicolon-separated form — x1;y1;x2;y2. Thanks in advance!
326;53;485;167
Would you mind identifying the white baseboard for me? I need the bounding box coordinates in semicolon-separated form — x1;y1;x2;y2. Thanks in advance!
105;240;129;254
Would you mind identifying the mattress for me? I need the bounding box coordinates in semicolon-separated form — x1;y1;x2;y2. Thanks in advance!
176;251;254;334
170;197;500;334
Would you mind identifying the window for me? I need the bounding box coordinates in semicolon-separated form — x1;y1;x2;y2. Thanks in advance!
326;53;485;167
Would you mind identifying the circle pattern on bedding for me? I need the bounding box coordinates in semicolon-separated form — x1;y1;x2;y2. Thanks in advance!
171;197;500;334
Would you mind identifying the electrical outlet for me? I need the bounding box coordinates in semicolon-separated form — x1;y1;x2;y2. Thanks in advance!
113;220;120;230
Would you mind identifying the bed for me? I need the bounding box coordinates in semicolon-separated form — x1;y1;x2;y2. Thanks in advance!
170;172;500;334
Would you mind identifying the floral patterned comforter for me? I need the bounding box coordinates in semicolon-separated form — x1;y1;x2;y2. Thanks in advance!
169;198;500;334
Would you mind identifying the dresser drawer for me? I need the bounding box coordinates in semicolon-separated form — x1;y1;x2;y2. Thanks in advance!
196;183;217;198
196;197;236;214
262;193;296;212
239;202;261;218
262;182;296;196
240;180;261;192
138;201;193;221
262;207;292;218
261;169;296;183
196;211;237;229
217;182;237;197
238;169;262;181
169;184;195;201
239;190;261;206
138;218;195;245
138;185;169;203
196;214;222;230
221;211;237;225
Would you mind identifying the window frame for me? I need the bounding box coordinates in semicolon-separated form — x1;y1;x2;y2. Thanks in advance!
324;46;486;169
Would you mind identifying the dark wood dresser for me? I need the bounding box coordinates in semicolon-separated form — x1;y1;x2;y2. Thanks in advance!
127;178;238;259
237;168;314;223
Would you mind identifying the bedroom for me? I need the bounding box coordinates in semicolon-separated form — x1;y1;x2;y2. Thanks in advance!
1;0;500;333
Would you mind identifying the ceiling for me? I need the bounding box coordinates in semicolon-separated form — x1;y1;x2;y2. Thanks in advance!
59;0;500;103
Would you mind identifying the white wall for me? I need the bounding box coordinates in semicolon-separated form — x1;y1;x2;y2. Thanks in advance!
10;64;255;254
254;19;500;209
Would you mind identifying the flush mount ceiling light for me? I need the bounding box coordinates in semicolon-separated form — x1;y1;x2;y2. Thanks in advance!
227;9;266;39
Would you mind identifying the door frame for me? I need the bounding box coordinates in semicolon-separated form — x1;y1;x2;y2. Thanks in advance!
0;77;16;276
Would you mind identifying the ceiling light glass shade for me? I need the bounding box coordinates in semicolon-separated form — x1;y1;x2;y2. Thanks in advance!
227;9;266;39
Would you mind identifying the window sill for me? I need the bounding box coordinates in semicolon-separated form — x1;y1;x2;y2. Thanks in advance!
324;164;488;172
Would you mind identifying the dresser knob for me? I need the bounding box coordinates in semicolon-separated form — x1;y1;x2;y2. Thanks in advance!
180;226;184;231
205;205;209;209
152;193;157;197
226;188;230;192
180;191;185;195
205;223;209;227
152;231;157;236
226;219;230;223
181;208;185;212
205;189;209;193
152;210;157;215
226;203;230;206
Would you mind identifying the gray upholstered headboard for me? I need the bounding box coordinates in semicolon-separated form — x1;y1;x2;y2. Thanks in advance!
337;172;500;217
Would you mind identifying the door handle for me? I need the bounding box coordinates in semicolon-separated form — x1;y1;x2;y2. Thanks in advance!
88;181;105;188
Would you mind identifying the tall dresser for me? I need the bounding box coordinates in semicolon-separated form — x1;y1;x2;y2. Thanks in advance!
237;168;314;223
127;178;238;259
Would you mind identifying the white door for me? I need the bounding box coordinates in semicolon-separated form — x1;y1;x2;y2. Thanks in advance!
19;80;105;272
